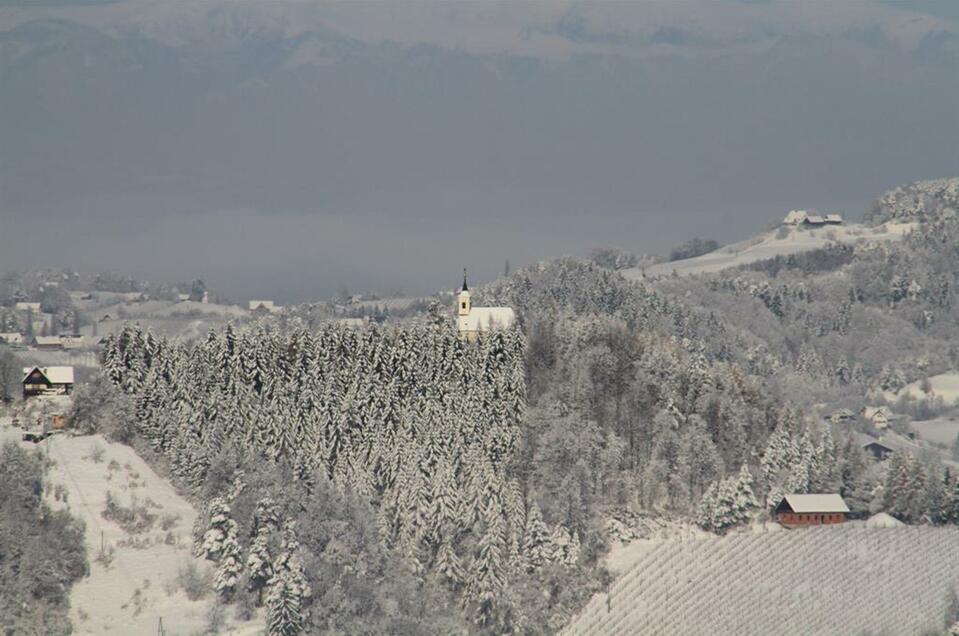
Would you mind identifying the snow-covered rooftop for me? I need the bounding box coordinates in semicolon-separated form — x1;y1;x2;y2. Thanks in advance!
23;366;75;384
781;494;850;514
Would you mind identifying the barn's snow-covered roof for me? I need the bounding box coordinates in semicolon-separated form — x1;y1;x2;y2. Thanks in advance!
33;336;63;346
457;307;515;332
781;494;850;514
783;210;809;223
22;366;75;384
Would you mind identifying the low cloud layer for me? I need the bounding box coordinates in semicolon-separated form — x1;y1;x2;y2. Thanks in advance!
1;1;957;300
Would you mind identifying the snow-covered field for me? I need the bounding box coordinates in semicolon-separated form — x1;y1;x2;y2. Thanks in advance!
912;417;959;447
565;523;959;636
888;372;959;405
623;222;916;279
0;427;262;635
19;349;100;369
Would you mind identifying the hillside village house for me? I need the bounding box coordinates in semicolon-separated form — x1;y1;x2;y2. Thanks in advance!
32;336;64;351
861;406;892;429
863;439;895;461
855;431;920;461
22;366;75;399
455;271;515;340
59;334;85;349
0;332;24;345
15;301;42;312
249;300;278;315
775;494;849;528
825;408;856;424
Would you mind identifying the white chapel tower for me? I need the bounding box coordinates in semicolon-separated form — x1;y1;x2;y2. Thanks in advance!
455;269;515;340
458;269;471;317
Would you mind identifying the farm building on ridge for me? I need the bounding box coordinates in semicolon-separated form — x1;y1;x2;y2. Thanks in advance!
775;494;849;528
782;210;844;227
22;366;75;399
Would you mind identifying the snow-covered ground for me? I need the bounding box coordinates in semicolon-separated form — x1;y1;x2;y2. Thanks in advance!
887;372;959;406
566;523;959;636
623;222;916;279
0;426;262;635
912;417;959;447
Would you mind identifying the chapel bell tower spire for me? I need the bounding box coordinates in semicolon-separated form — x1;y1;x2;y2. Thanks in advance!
458;268;471;316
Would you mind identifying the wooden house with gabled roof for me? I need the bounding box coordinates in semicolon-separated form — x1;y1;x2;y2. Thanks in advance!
775;494;849;528
22;366;75;399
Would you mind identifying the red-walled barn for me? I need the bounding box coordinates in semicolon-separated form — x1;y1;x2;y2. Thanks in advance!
775;494;849;528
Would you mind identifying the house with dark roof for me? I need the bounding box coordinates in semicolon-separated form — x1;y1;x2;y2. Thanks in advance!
826;408;856;424
863;439;895;461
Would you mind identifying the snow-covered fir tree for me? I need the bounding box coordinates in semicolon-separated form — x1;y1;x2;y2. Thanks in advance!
266;521;311;636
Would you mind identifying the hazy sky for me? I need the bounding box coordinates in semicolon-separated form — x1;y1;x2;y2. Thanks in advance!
1;0;958;301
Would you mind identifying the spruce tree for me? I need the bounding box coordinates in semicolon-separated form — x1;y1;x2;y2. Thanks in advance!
266;521;311;636
468;498;507;626
247;498;279;605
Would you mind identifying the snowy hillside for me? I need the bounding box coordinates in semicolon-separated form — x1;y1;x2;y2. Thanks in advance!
563;524;959;636
0;429;264;635
887;371;959;405
623;221;915;279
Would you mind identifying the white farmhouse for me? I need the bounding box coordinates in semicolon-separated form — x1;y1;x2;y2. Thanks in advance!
455;271;515;340
783;210;810;225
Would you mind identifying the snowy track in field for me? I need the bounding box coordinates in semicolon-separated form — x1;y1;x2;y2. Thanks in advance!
13;431;263;635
